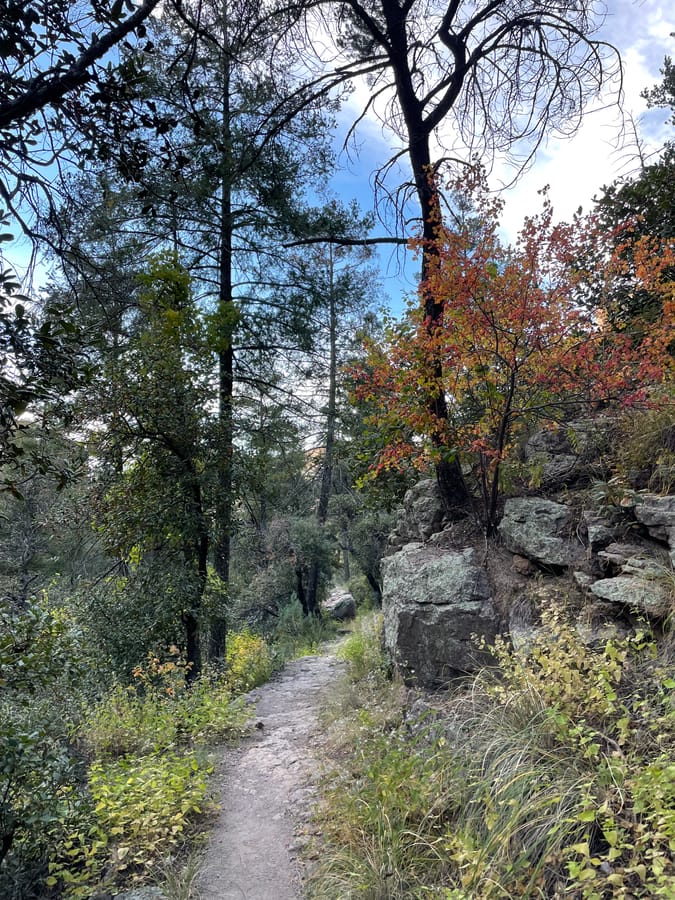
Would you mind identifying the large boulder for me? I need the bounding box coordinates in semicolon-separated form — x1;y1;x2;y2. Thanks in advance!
498;497;583;568
388;478;445;550
323;588;356;621
381;545;497;687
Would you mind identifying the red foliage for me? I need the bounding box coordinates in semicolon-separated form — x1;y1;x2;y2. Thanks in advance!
353;170;674;527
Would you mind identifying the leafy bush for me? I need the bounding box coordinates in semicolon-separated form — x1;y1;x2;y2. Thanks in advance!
80;647;249;759
225;629;274;693
0;598;86;898
347;573;374;608
47;751;210;898
337;612;387;683
272;596;337;660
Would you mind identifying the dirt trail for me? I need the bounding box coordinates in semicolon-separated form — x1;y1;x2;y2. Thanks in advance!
195;652;344;900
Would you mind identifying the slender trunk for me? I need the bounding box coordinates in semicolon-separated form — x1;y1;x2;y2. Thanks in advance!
487;373;517;532
211;17;233;658
305;246;338;616
341;526;351;582
184;470;208;683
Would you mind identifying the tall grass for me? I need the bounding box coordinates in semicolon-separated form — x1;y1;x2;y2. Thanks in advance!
309;609;675;898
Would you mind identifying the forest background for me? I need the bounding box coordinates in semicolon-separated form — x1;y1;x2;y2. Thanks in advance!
0;0;674;897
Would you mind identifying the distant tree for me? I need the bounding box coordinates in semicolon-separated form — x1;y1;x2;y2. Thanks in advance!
593;54;675;336
287;200;381;614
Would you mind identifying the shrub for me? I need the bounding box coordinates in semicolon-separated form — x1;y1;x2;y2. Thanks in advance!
272;596;337;660
80;685;178;759
337;612;387;683
612;391;675;491
225;630;274;693
0;597;86;899
47;751;211;898
80;649;250;758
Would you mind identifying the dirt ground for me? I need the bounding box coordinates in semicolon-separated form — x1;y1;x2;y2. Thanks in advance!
194;652;345;900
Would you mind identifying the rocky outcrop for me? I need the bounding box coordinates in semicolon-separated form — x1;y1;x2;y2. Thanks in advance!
388;478;445;551
381;544;497;687
498;497;583;568
524;418;612;488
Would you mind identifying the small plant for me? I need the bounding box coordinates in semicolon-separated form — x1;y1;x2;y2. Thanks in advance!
337;612;387;683
225;629;274;693
273;596;337;659
47;751;211;898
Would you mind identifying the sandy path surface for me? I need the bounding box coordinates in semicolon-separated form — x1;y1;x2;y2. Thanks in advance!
195;652;344;900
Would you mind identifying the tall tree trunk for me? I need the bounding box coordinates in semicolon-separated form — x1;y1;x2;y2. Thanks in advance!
384;4;469;516
184;470;208;683
211;21;233;659
305;246;338;616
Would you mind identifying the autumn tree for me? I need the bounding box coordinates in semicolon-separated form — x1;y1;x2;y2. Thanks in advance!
284;0;621;514
355;171;674;532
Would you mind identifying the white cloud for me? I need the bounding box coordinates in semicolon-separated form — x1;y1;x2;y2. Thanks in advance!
496;0;673;241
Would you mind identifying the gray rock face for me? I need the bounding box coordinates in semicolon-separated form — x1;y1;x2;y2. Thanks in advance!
597;542;650;573
381;545;497;686
388;478;445;550
524;419;614;489
498;498;582;568
590;575;672;618
582;511;622;550
635;494;675;541
525;428;579;487
323;589;356;621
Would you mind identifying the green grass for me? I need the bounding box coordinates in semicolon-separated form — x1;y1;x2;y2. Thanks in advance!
309;609;675;899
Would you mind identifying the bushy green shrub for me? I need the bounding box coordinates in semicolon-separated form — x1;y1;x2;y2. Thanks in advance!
272;596;337;659
225;629;274;693
337;612;387;682
0;598;87;899
47;751;210;898
347;573;373;608
80;647;249;759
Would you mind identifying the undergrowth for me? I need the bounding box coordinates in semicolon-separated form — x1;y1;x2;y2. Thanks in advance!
272;596;338;660
2;622;275;899
309;608;675;899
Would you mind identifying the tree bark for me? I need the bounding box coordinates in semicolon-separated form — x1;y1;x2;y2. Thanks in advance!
305;245;339;616
211;17;234;658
